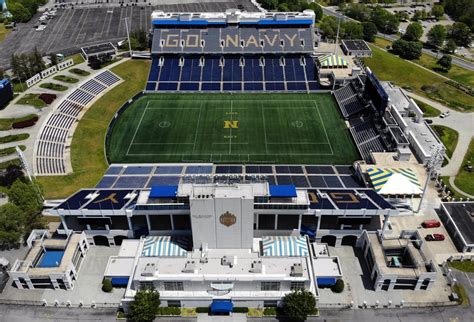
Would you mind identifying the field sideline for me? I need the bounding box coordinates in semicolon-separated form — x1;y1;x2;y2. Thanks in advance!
107;93;359;164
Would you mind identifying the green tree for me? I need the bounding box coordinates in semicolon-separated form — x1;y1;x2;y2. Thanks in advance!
0;68;4;80
8;179;42;218
307;3;323;21
319;16;339;39
392;39;423;59
362;21;378;42
49;53;58;67
403;22;423;41
443;0;474;30
370;6;399;34
130;29;148;51
343;21;364;39
437;55;452;71
431;4;444;19
443;39;457;53
427;24;447;47
8;2;31;23
344;3;371;21
127;286;160;322
448;22;471;46
0;203;24;248
283;289;316;322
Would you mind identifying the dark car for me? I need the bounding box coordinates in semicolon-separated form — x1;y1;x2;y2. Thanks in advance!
425;233;445;241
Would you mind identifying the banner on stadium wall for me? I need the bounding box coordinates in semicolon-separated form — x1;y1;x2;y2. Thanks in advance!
41;66;58;78
57;59;74;71
26;58;74;88
26;74;42;88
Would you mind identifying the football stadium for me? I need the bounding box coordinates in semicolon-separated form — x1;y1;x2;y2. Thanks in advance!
7;3;448;313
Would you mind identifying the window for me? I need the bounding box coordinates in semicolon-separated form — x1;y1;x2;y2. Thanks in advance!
139;281;154;288
261;282;280;291
164;281;184;291
172;215;191;230
264;300;278;307
149;215;172;230
290;282;305;290
168;300;181;307
258;214;275;230
276;215;299;230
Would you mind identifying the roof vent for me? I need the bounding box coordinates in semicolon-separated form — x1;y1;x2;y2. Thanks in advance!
182;260;196;273
249;260;262;273
291;263;303;277
141;263;156;276
221;256;234;268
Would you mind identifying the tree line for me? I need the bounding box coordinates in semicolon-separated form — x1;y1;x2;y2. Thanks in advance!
258;0;323;19
6;0;48;23
0;165;44;249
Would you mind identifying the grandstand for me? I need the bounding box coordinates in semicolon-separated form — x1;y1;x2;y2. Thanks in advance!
35;71;121;175
146;10;319;92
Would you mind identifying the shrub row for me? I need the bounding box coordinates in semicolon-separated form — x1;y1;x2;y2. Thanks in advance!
233;307;249;313
156;307;180;315
195;307;209;313
445;80;474;97
263;307;278;316
39;93;57;104
12;116;38;129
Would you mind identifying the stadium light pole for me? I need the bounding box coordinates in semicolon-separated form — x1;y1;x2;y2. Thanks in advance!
415;146;444;214
125;17;132;57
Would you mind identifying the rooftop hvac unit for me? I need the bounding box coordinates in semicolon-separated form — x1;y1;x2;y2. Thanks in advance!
141;263;155;277
291;263;303;277
249;260;262;273
182;260;196;273
221;256;234;268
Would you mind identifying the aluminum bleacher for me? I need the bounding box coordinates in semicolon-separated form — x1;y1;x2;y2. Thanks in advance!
146;55;318;92
334;83;367;118
349;117;387;163
34;71;122;175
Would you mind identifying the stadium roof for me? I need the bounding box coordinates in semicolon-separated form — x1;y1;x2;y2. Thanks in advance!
342;39;371;52
442;202;474;246
367;168;422;195
318;54;348;68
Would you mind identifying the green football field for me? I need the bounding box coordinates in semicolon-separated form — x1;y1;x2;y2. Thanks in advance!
107;93;359;164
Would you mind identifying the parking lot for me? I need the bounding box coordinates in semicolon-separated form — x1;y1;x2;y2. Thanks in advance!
0;246;123;306
0;0;257;68
318;245;454;308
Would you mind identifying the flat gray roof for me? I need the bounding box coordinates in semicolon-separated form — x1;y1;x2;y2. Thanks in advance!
443;202;474;245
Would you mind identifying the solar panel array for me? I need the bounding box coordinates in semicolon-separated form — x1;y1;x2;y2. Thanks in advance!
146;55;318;92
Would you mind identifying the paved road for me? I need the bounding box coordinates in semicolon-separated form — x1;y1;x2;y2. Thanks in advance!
320;6;474;71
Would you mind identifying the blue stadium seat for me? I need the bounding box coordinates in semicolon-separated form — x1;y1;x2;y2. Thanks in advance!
307;81;319;91
287;82;307;91
223;56;241;82
305;58;316;80
180;83;199;91
159;58;172;81
264;57;275;82
201;83;221;91
180;58;193;82
146;82;156;91
223;82;241;91
158;82;178;91
265;82;285;91
168;58;181;81
244;82;263;91
149;59;160;82
284;58;297;81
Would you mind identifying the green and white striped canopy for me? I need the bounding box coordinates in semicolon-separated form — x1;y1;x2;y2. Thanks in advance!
318;54;348;68
262;236;309;257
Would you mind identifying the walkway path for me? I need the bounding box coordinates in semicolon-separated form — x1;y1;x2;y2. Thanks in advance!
404;91;474;198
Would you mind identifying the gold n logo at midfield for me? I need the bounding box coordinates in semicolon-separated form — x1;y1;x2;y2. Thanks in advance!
224;120;239;129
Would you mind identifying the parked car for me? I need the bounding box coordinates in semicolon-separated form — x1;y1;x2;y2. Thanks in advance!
36;25;47;32
422;219;441;228
425;119;433;124
425;233;445;241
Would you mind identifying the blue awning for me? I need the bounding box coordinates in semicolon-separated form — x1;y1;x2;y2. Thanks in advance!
211;300;233;314
317;277;337;286
269;185;297;198
111;277;129;286
149;185;178;198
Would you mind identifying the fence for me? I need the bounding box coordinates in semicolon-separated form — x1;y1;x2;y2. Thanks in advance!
0;298;119;309
26;58;74;88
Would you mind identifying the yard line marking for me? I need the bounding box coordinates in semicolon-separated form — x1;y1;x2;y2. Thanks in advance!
261;102;269;154
229;100;233;155
312;100;334;155
192;103;202;154
126;100;150;156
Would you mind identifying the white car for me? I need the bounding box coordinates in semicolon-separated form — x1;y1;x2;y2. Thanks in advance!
440;112;450;118
36;24;47;31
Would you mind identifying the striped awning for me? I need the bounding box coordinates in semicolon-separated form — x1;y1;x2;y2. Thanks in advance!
318;54;348;68
367;168;422;194
262;236;309;257
141;236;187;257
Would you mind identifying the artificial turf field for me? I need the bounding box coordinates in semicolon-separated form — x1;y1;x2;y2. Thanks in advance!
107;93;359;164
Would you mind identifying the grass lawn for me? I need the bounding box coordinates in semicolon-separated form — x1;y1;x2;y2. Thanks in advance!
0;145;25;157
0;114;38;130
37;59;150;199
39;83;68;91
454;139;474;196
11;80;27;93
0;23;11;43
412;98;441;117
449;261;474;273
17;94;47;108
431;125;459;158
68;53;85;65
0;133;29;144
364;45;474;112
374;37;474;89
453;284;470;306
108;93;358;164
70;68;90;76
0;158;21;170
53;75;79;84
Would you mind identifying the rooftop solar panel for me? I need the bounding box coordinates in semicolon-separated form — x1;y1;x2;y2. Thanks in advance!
308;176;326;188
147;176;181;187
288;166;304;174
57;190;95;210
96;176;117;189
275;166;291;174
276;176;292;185
155;166;183;175
340;176;363;188
335;165;353;175
106;166;123;175
113;176;149;189
123;166;153;175
185;165;213;174
291;176;309;187
323;176;343;188
84;190;134;210
245;165;273;174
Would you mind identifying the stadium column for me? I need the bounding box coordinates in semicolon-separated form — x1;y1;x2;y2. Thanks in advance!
315;210;321;233
145;215;152;233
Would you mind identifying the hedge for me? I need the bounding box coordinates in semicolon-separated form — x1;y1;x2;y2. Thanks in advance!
331;279;345;293
12;116;38;129
196;307;209;313
101;279;113;292
263;307;277;316
39;93;57;104
157;307;180;315
233;307;249;313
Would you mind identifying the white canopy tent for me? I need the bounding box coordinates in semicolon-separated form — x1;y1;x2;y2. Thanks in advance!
377;173;423;195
